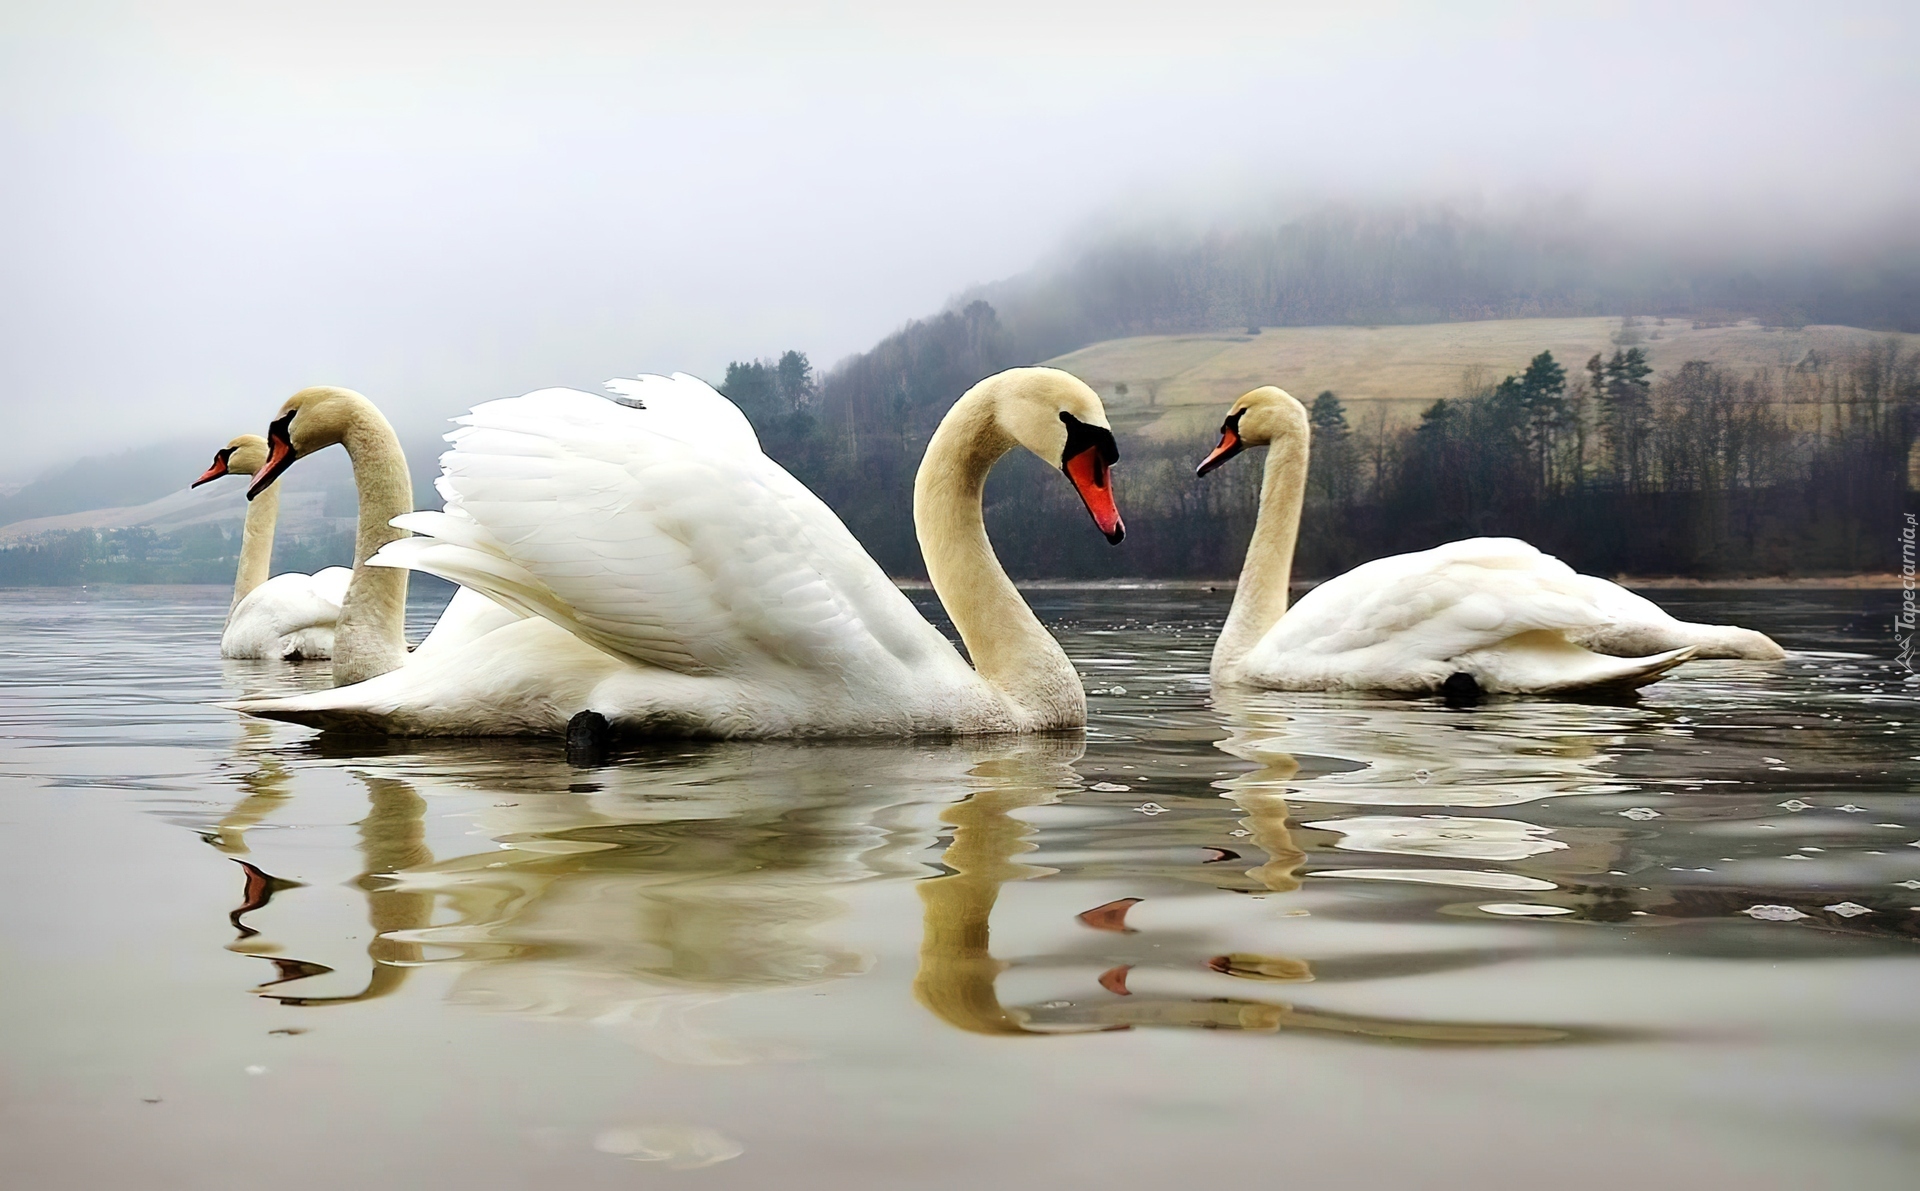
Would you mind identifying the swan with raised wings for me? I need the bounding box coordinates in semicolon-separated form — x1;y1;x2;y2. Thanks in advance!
231;367;1125;736
1195;387;1781;695
192;434;351;660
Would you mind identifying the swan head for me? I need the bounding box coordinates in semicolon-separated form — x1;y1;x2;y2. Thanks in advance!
192;435;269;487
982;367;1125;544
1195;386;1307;477
247;386;369;500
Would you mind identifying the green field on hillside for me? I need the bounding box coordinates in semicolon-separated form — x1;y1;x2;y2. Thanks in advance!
1044;316;1920;440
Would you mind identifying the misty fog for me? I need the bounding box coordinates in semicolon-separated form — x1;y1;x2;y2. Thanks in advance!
2;0;1914;483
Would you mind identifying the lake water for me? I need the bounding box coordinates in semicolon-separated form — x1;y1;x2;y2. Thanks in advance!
2;583;1916;1189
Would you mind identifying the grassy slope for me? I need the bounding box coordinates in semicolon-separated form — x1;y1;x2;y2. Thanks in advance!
1044;316;1920;440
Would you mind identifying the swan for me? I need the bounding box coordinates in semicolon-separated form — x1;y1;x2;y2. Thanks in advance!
236;387;523;685
240;388;413;684
192;434;352;660
1191;386;1784;695
230;367;1126;737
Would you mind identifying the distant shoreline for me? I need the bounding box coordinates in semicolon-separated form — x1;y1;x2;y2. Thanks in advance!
1599;575;1908;590
2;574;1906;595
892;574;1909;592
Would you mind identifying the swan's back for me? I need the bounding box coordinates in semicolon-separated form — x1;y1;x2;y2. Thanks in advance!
378;376;967;689
1261;539;1597;655
1242;538;1683;692
221;566;352;660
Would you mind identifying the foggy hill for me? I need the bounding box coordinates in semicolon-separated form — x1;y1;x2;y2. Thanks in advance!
0;442;214;528
976;203;1920;359
0;434;451;541
815;203;1920;426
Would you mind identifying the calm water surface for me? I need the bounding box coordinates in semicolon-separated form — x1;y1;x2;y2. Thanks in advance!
2;583;1916;1189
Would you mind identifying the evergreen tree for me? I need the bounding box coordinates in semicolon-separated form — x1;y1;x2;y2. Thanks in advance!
1306;390;1356;506
775;350;816;409
1594;347;1653;490
1308;390;1349;436
722;350;819;437
720;360;781;426
1513;350;1568;492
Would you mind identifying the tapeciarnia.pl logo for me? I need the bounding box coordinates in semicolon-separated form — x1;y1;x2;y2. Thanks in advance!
1899;512;1916;676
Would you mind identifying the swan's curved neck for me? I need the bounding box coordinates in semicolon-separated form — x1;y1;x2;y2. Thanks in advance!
914;390;1082;729
331;404;412;686
232;480;279;615
1213;436;1307;680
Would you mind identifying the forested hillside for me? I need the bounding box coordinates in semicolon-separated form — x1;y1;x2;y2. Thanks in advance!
703;203;1920;581
729;329;1916;581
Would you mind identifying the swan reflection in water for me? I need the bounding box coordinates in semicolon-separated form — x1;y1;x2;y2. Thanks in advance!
1206;686;1652;920
1208;686;1920;941
205;727;1613;1055
1214;686;1656;809
914;743;1580;1042
212;721;431;1004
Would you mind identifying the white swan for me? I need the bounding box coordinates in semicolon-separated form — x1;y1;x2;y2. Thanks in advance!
231;368;1125;737
192;434;351;660
239;387;522;685
1194;386;1786;695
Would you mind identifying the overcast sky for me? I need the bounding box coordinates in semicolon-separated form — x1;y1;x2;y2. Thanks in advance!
1;0;1914;483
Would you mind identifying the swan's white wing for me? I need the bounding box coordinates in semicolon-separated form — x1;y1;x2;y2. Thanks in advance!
1571;574;1673;623
1236;538;1701;691
1260;539;1606;663
599;372;761;455
374;379;955;681
309;566;353;607
411;585;524;659
228;571;345;633
222;570;345;659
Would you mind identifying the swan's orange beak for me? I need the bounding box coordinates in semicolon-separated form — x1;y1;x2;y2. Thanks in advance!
1196;423;1245;477
192;450;231;488
1065;447;1125;544
248;413;297;500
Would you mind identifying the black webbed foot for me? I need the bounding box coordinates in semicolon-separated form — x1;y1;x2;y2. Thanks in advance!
1441;672;1482;707
565;710;612;767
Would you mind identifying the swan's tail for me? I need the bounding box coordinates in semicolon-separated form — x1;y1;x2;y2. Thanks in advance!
1462;631;1695;694
225;677;565;737
1574;619;1785;661
224;636;452;734
1674;623;1787;660
224;674;413;733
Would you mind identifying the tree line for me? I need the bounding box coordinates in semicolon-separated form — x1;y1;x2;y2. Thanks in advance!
1304;338;1917;577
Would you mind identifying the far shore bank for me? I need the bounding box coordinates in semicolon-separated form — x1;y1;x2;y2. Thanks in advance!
2;574;1908;595
1603;574;1908;590
893;574;1911;592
